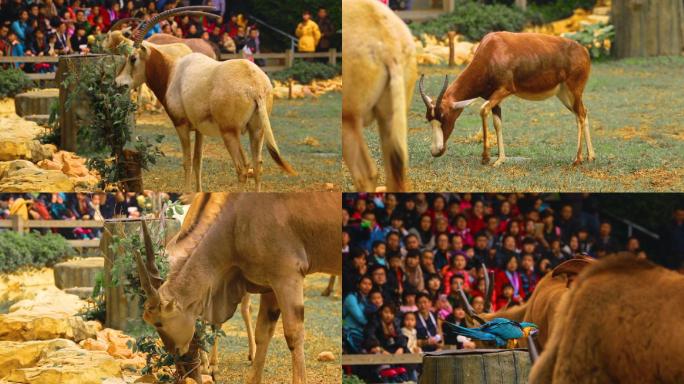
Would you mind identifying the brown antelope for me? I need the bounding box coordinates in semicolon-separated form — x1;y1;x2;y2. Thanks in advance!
134;193;341;384
342;0;417;191
530;254;684;383
115;7;296;191
420;32;595;166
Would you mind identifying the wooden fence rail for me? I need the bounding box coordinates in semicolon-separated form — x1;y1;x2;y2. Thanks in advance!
0;49;341;82
0;216;104;248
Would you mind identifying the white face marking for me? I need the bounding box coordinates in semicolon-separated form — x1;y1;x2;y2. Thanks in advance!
431;120;444;157
115;51;146;89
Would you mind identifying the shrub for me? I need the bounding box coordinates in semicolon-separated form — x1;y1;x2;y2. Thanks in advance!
410;0;529;41
527;0;596;24
271;60;340;84
0;68;33;98
564;22;615;60
0;231;71;273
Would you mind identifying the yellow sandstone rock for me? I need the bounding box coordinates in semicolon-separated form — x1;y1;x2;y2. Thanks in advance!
317;351;336;362
0;339;76;377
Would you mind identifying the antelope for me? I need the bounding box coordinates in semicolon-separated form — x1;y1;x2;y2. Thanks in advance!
420;32;595;166
134;193;341;384
530;254;684;383
342;0;417;192
115;7;296;191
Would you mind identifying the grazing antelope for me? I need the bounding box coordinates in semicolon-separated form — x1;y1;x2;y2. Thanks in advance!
420;32;594;166
115;7;296;191
135;193;341;384
342;0;417;192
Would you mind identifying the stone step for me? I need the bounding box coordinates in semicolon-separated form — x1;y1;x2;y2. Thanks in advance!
64;287;95;300
13;89;58;117
53;257;104;290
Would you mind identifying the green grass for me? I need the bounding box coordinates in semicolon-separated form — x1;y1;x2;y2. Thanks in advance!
342;56;684;192
133;92;341;192
215;273;341;383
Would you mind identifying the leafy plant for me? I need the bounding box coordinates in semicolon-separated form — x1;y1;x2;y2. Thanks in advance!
410;0;529;41
342;375;366;384
0;67;33;98
272;60;340;84
0;231;71;273
527;0;596;24
79;271;106;323
36;100;61;146
62;55;164;189
564;23;615;60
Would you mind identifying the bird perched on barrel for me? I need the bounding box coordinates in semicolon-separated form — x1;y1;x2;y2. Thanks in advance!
443;318;538;348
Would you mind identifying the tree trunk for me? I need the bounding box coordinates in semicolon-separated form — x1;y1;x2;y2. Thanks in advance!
515;0;527;11
612;0;684;58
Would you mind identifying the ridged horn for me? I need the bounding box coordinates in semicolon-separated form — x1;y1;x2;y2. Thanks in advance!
141;220;163;289
133;243;159;308
133;6;220;47
483;263;494;313
434;75;449;117
418;74;433;109
458;282;485;324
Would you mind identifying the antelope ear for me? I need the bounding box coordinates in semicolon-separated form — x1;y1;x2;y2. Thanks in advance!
161;299;177;314
450;98;478;110
138;44;149;59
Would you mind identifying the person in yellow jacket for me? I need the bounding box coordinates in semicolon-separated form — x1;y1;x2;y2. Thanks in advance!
295;11;321;53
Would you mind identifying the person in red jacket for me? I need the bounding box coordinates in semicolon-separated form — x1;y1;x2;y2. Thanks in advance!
494;255;525;310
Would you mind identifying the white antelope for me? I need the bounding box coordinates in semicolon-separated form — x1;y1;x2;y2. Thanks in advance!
115;7;296;192
419;31;595;166
342;0;417;192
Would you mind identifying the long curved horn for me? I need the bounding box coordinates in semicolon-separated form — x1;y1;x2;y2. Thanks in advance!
458;282;485;324
418;74;433;109
134;6;220;47
482;263;493;313
141;220;163;289
528;329;541;363
434;75;449;116
110;17;142;31
134;245;160;307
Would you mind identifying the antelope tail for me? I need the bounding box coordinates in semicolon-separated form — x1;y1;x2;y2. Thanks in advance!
256;97;297;175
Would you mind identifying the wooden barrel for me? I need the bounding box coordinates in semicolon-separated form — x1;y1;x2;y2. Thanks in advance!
55;54;127;152
101;218;180;331
419;349;531;384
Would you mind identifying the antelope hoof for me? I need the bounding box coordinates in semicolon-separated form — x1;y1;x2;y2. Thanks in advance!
321;288;332;297
573;158;583;166
247;168;255;178
492;157;506;167
481;156;490;165
588;155;596;162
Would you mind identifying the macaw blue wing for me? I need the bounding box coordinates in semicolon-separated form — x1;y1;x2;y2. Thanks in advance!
442;321;507;347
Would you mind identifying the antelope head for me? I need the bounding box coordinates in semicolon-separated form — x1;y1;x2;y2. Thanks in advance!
419;75;477;157
134;220;196;355
102;17;141;53
114;6;220;89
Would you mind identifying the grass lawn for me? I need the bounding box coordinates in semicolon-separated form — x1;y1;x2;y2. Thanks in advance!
342;56;684;192
215;273;341;383
134;92;341;192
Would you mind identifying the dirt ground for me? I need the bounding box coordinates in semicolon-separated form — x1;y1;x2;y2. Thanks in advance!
135;92;341;192
215;273;341;383
342;56;684;192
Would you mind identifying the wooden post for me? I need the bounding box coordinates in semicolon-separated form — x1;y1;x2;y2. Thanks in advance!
102;218;180;331
448;31;457;67
612;0;684;58
10;215;24;233
514;0;527;10
329;48;337;65
285;50;295;68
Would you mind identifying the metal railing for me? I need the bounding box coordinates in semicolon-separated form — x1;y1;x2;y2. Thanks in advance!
602;211;660;240
246;14;299;52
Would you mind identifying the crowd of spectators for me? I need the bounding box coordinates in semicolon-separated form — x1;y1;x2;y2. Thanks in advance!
0;192;176;239
0;1;337;72
341;193;670;382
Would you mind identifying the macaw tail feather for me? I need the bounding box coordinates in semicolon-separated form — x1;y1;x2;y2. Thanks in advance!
442;321;505;346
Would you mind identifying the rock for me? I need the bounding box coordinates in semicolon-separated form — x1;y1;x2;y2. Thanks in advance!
133;375;156;383
4;345;122;384
97;328;136;359
0;116;44;161
316;351;336;362
64;287;94;300
0;160;75;192
0;312;100;342
8;286;86;316
202;375;213;384
0;339;76;377
0;268;55;305
53;257;104;290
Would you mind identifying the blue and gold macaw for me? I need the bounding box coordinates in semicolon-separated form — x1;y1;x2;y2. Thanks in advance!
443;318;538;348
